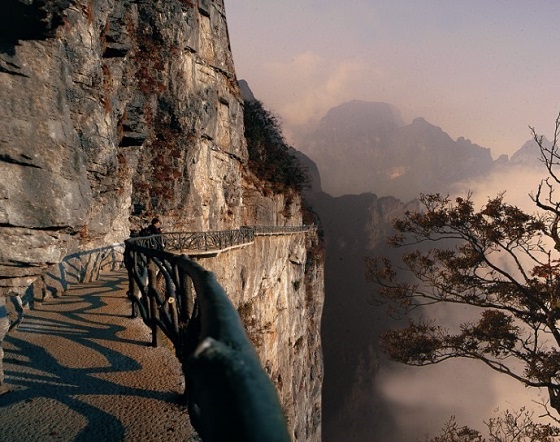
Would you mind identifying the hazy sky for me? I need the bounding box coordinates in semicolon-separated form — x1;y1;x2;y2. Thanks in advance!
225;1;560;158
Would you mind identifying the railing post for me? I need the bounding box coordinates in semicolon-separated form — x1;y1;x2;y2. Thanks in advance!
147;259;161;347
177;269;192;323
124;244;139;318
168;297;179;335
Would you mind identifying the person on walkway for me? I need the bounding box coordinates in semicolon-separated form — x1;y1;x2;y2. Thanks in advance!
147;218;163;235
138;218;165;249
0;293;23;395
146;218;165;250
139;218;162;237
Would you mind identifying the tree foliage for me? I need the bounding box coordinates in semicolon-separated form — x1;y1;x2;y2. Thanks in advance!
424;408;560;442
243;99;308;193
366;113;560;416
423;416;483;442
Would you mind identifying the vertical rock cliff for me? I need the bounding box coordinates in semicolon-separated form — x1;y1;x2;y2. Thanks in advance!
0;0;323;439
306;190;417;441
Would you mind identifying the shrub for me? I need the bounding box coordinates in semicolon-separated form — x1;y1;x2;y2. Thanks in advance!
243;99;308;193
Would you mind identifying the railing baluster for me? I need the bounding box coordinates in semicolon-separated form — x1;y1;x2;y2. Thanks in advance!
178;268;192;323
168;297;179;335
126;249;139;318
173;263;182;316
147;259;161;347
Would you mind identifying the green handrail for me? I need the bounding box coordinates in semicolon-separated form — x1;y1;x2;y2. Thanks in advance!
123;230;294;441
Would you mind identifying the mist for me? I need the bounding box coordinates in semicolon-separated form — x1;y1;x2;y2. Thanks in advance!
451;164;546;211
226;1;560;160
305;142;559;441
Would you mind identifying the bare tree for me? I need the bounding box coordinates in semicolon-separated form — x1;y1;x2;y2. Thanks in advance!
366;113;560;417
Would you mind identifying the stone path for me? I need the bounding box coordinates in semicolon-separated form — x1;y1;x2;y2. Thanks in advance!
0;270;199;442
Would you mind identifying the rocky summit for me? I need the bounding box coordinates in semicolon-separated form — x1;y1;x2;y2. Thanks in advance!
298;100;494;200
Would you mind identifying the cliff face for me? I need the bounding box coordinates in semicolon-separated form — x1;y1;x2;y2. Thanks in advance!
1;0;245;294
0;0;322;439
306;190;417;442
203;230;323;441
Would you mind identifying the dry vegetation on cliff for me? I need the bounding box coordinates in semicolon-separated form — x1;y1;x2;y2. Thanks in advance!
243;99;308;194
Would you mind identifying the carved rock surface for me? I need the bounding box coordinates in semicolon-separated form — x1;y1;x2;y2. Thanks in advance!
0;0;246;291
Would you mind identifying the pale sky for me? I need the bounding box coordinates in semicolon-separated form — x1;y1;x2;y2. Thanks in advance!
225;1;560;158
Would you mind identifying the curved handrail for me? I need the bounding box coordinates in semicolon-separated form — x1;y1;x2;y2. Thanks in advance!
122;227;305;441
177;258;289;441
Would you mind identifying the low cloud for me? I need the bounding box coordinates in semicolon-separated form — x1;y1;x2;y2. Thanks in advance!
259;52;383;135
451;165;546;211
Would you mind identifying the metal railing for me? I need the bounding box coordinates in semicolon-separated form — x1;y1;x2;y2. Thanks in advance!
252;224;315;236
126;225;314;255
123;227;307;441
127;228;255;254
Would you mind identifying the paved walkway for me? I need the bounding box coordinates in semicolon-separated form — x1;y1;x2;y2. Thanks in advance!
0;270;199;442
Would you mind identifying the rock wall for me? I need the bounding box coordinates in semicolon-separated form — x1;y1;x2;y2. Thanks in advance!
0;0;323;439
202;229;324;442
0;0;246;295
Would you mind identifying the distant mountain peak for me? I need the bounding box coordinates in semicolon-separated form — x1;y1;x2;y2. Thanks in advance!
412;116;428;125
238;79;256;101
320;100;405;128
509;137;550;167
298;100;494;200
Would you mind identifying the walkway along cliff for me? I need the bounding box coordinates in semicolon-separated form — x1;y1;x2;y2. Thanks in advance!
124;225;314;440
0;1;324;440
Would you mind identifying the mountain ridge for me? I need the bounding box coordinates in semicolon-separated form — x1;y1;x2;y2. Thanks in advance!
293;99;541;201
